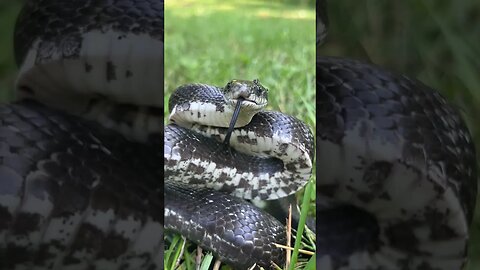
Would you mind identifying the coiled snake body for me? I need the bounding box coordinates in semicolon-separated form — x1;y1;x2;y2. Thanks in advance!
1;1;165;269
164;80;315;268
1;1;315;269
1;0;477;269
317;1;477;269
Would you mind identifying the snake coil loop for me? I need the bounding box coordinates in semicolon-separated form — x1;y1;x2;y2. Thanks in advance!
1;1;164;269
317;1;477;269
164;80;315;269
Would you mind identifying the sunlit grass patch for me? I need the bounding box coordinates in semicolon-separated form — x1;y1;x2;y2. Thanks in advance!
0;2;22;101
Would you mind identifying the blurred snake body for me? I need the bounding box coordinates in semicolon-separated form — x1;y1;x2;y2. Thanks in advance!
1;0;166;269
0;1;315;269
317;1;477;269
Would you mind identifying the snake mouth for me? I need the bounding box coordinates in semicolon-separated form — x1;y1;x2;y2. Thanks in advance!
232;98;267;109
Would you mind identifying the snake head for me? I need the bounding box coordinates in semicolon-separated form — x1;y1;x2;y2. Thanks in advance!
224;79;268;111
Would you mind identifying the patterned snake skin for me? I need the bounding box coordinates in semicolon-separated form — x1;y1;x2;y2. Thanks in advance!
164;81;315;269
0;101;163;269
1;1;315;269
317;1;477;269
1;0;165;269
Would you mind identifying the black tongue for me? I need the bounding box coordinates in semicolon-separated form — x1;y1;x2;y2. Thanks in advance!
223;98;244;145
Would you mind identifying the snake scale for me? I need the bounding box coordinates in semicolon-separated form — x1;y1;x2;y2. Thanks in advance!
317;0;477;269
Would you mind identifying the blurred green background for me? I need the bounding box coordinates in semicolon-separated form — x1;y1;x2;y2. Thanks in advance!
322;1;480;269
0;1;22;101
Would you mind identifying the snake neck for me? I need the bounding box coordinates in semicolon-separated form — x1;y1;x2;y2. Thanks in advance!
14;30;164;142
169;101;258;130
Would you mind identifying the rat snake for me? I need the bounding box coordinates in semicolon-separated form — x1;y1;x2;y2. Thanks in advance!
0;0;315;269
317;0;477;269
1;0;476;269
164;79;315;268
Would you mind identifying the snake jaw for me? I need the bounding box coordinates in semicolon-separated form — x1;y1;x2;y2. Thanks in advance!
231;98;265;110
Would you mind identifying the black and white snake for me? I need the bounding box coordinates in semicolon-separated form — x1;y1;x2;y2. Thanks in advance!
1;1;164;269
164;79;315;268
0;0;477;269
1;1;315;270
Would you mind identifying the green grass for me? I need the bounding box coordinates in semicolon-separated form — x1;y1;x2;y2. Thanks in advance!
0;1;22;101
322;1;480;269
164;0;316;269
164;0;316;126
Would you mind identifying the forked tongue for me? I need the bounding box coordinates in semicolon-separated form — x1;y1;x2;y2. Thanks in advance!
223;97;244;145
